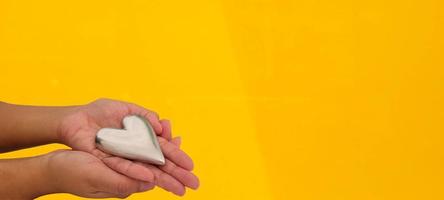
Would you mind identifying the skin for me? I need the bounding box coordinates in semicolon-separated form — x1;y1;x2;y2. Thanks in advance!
0;98;199;198
0;150;155;199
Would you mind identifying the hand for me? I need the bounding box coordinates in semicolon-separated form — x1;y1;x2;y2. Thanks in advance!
44;150;154;198
57;98;199;195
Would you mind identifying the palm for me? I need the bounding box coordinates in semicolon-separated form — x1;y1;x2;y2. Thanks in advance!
58;99;199;196
60;100;146;155
48;150;155;198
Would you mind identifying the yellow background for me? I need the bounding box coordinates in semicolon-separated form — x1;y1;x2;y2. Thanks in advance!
0;0;443;199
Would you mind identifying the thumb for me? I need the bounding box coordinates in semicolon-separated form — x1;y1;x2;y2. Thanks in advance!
93;164;153;198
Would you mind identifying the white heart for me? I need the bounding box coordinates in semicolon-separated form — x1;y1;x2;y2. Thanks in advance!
95;115;165;165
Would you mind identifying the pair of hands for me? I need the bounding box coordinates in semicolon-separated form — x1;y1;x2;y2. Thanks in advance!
47;99;199;198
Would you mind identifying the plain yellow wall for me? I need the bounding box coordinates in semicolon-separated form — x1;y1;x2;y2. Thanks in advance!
0;0;443;199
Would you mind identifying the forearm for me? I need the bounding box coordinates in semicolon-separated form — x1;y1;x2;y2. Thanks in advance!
0;155;55;199
0;102;77;152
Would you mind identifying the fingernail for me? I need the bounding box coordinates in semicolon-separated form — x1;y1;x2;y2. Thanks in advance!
139;182;154;192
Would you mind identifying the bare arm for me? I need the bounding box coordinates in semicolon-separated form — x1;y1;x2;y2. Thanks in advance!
0;99;199;196
0;155;54;199
0;101;76;152
0;151;151;199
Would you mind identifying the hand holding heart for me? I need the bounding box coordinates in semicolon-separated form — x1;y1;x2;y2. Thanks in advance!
57;98;199;196
96;115;166;165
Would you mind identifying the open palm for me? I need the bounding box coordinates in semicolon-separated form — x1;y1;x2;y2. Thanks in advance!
46;150;155;198
58;99;199;195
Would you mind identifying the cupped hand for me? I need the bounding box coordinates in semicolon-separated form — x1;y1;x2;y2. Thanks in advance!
57;98;199;195
45;150;154;198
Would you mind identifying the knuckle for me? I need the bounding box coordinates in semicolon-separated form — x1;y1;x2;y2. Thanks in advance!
115;182;132;197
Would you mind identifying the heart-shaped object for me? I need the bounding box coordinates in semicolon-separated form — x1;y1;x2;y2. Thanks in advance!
95;115;165;165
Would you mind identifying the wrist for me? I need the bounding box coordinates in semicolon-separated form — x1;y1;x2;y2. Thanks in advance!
0;102;81;151
54;105;81;145
27;154;58;198
0;155;58;199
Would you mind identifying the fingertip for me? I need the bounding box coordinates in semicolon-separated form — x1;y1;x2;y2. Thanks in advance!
173;187;186;196
160;119;172;140
189;173;200;190
172;136;181;147
148;114;163;134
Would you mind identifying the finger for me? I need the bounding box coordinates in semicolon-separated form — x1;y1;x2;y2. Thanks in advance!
158;137;194;171
160;119;172;140
126;102;163;134
102;156;154;182
138;162;186;196
91;148;111;160
159;159;199;190
171;137;181;147
146;112;163;134
121;100;160;119
92;164;147;197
